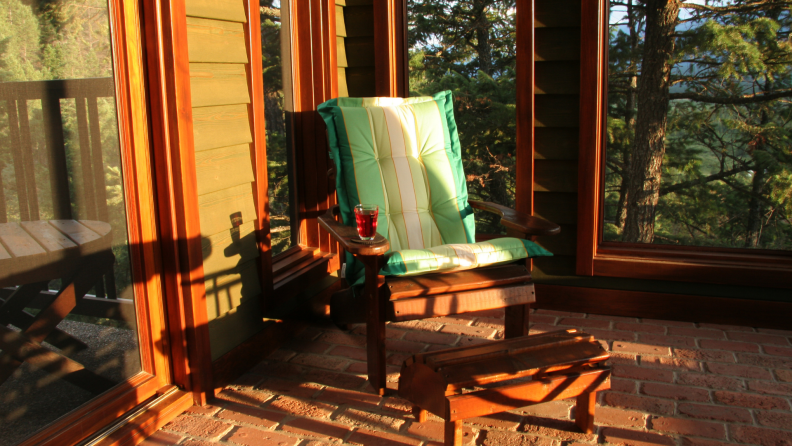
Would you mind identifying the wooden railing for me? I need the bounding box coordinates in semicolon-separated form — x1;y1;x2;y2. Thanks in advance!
0;78;118;298
0;78;115;222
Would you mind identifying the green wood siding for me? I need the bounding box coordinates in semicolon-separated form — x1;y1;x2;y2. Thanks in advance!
184;1;265;360
190;63;250;107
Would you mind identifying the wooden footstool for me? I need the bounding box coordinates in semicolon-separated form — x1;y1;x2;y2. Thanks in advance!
398;329;611;446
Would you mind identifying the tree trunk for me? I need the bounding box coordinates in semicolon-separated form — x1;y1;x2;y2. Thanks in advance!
622;0;679;243
744;97;772;248
615;0;640;230
744;167;767;247
473;0;492;75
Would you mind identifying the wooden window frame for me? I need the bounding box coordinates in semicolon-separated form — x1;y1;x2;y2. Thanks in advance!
576;0;792;289
17;0;175;443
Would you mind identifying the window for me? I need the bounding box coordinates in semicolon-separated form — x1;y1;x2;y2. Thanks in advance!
407;0;523;233
0;0;170;442
261;0;297;256
578;0;792;287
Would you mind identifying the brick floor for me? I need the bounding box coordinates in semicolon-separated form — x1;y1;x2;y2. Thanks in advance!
155;310;792;445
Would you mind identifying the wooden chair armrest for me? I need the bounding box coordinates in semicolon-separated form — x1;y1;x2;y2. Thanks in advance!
468;200;561;237
318;205;390;256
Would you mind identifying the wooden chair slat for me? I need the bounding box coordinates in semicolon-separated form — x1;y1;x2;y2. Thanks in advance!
445;367;610;422
439;342;607;390
0;222;46;257
21;220;77;252
390;283;535;322
387;264;531;300
419;329;582;367
49;220;101;245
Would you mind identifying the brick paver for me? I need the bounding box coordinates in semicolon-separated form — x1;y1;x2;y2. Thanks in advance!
153;311;792;445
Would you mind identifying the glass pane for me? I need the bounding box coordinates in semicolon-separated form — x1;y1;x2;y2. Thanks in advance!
0;0;141;443
407;0;517;234
604;1;792;250
261;0;296;255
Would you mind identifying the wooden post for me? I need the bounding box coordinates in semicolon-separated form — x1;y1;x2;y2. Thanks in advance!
575;391;597;434
444;420;463;446
504;303;531;338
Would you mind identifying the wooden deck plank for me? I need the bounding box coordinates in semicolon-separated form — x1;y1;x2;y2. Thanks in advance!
0;223;46;257
0;241;11;260
77;220;112;237
21;221;77;252
49;220;101;246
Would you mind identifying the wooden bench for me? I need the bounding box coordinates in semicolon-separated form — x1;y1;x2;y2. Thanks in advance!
398;329;611;446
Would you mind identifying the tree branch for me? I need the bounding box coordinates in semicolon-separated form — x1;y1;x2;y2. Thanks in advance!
670;89;792;104
660;165;753;197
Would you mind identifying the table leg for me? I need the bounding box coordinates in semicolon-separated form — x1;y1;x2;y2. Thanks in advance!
575;391;597;434
444;420;463;446
0;325;115;393
0;281;48;327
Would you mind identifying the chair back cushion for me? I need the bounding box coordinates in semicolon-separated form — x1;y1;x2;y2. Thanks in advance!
319;91;475;253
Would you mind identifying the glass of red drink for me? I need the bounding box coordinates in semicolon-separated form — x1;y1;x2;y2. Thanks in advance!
354;204;379;241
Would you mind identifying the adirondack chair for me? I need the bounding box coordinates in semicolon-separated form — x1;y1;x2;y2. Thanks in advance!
317;91;561;395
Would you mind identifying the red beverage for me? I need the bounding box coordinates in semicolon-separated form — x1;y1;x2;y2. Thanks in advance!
354;205;379;240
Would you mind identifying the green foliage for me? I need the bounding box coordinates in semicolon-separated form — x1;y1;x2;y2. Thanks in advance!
260;0;292;255
408;0;517;233
605;0;792;250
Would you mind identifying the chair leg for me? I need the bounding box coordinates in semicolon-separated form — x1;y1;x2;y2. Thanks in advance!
575;391;597;434
444;420;463;446
504;303;531;338
412;406;427;422
363;258;387;395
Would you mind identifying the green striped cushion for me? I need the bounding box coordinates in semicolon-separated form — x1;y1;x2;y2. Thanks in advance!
381;238;552;277
319;91;475;284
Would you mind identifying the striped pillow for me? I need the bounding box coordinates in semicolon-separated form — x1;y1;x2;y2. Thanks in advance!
319;91;475;284
381;238;552;277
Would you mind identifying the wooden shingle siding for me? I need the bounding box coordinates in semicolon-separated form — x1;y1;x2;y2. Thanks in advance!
342;0;375;97
536;224;577;256
345;37;376;67
533;0;581;278
534;160;578;193
337;37;349;67
183;0;265;359
534;193;578;225
337;0;349;96
535;95;579;127
535;128;579;160
194;144;256;196
344;5;374;36
336;5;347;36
186;17;248;63
201;221;259;276
192;104;253;152
535;61;580;94
185;0;247;23
190;63;250;107
534;28;581;62
535;0;580;27
198;183;257;236
205;260;262;320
